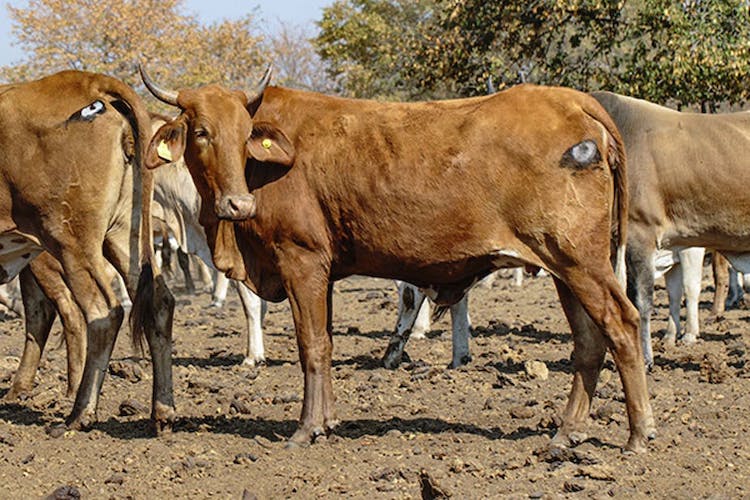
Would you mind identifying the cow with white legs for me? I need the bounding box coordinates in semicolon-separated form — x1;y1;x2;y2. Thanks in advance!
592;91;750;368
386;280;472;369
0;70;174;433
150;127;268;368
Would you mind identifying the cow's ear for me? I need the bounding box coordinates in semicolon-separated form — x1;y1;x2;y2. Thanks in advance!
246;121;295;166
146;118;187;169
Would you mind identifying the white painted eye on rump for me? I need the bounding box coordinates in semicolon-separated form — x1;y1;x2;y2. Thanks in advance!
80;100;105;118
571;140;597;163
561;139;601;169
68;100;106;122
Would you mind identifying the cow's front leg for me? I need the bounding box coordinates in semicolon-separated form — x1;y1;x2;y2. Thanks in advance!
284;263;338;446
383;282;428;369
234;281;266;367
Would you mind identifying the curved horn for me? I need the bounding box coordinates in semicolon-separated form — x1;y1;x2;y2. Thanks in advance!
139;63;179;106
245;65;273;103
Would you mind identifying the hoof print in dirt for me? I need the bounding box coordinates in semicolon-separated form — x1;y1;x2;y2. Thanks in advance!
44;485;81;500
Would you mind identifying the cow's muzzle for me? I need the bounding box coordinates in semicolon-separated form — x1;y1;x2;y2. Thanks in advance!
216;194;257;220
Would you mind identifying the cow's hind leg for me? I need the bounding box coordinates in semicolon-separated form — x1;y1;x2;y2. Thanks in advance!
626;244;656;368
679;247;705;344
59;253;124;431
663;264;682;347
104;232;176;434
383;281;428;369
711;252;730;319
559;271;654;453
5;266;56;400
449;294;472;368
551;277;606;448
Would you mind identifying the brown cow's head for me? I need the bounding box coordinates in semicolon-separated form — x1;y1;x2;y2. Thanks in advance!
140;65;294;221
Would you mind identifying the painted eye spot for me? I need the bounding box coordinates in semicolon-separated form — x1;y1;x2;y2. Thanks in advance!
561;139;601;169
69;100;106;122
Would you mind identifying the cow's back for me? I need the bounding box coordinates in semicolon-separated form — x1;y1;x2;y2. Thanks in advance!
593;91;750;249
245;85;622;288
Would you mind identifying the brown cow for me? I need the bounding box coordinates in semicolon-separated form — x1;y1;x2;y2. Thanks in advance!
140;66;653;452
0;70;174;433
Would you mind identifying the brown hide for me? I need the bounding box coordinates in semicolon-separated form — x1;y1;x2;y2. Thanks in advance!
145;75;652;452
185;86;626;301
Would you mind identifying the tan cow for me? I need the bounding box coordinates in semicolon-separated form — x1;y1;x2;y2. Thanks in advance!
0;70;174;433
592;92;750;368
140;66;653;452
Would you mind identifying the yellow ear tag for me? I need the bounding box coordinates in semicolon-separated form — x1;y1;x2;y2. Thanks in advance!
262;138;273;150
157;141;173;162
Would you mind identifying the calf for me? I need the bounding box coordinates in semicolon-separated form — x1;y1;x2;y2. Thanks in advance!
140;66;653;452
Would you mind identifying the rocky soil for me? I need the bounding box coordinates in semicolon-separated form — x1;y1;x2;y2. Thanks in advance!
0;269;749;498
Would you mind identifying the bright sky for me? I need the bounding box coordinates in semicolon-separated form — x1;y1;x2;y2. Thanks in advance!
0;0;332;67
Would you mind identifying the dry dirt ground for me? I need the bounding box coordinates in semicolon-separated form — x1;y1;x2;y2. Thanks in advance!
0;269;749;498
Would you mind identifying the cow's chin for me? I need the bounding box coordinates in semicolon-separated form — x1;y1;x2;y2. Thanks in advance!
215;194;257;220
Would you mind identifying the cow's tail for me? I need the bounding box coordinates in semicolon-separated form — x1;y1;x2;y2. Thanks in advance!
96;72;173;354
583;98;628;288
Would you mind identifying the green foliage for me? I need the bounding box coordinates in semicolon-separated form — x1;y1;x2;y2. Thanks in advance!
315;0;750;108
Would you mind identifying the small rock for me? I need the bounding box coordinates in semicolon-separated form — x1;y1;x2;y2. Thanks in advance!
699;353;732;384
272;393;301;404
104;474;124;485
119;399;148;416
45;485;81;500
419;470;449;499
524;360;549;380
563;482;584;493
108;360;143;382
234;452;259;464
0;431;16;447
241;490;258;500
510;406;535;419
230;399;253;415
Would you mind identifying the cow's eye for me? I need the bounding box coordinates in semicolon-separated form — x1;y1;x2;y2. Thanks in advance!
195;129;208;139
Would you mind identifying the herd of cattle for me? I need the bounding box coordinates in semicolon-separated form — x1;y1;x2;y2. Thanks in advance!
0;64;748;456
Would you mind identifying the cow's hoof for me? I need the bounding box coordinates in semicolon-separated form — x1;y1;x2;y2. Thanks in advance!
447;354;472;369
550;429;587;449
242;357;266;368
680;334;698;345
3;387;29;402
623;435;649;454
382;346;404;370
705;314;723;325
662;334;676;348
151;401;176;436
411;330;427;340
